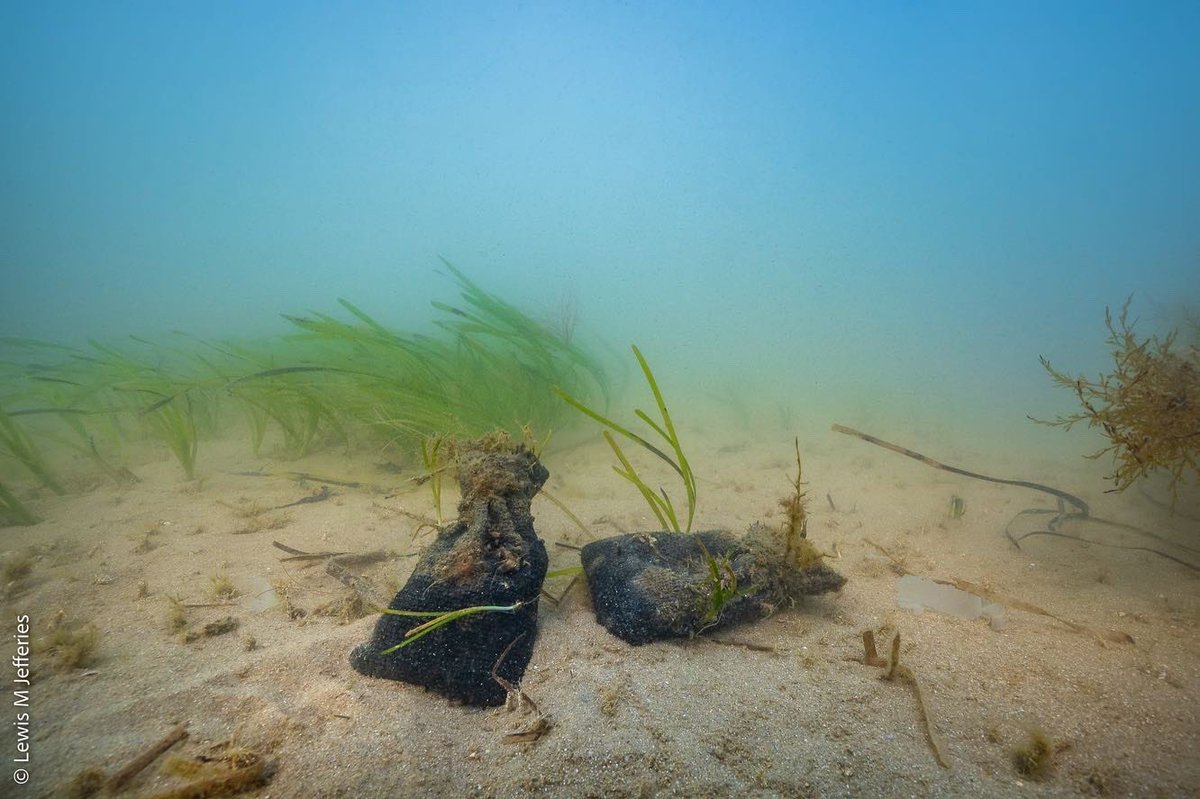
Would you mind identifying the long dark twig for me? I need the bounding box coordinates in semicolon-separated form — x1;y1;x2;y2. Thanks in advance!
106;723;188;790
832;424;1089;515
835;423;1198;571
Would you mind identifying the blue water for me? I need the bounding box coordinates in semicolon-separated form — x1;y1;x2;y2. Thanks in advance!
3;1;1197;453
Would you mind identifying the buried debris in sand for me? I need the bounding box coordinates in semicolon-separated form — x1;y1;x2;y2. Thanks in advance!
897;574;1006;630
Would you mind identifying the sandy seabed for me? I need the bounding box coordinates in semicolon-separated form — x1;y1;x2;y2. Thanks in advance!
1;424;1197;799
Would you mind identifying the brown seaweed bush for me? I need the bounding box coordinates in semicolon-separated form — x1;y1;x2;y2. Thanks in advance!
1035;300;1199;504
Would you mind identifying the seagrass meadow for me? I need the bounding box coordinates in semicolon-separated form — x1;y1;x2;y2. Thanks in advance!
3;3;1200;798
0;263;609;524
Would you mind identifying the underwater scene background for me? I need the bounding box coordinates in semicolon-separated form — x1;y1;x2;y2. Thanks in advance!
3;2;1196;455
1;3;1198;798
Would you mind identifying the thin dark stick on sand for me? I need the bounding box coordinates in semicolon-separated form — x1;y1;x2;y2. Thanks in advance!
272;540;349;561
106;723;189;790
831;423;1090;515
